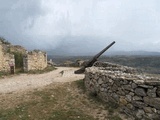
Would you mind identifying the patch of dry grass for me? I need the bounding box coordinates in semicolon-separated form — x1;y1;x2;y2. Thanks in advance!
0;80;123;120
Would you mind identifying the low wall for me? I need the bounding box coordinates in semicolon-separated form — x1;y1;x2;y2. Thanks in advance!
84;62;160;119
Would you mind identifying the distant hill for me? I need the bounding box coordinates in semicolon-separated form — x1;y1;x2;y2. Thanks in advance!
47;49;160;56
44;36;160;56
106;51;160;56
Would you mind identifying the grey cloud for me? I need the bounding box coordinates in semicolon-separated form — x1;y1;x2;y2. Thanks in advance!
0;0;160;52
0;0;45;44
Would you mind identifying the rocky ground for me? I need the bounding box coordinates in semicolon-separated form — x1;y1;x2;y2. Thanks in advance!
0;67;84;94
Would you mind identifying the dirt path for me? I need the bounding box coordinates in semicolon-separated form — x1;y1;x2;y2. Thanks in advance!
0;67;84;94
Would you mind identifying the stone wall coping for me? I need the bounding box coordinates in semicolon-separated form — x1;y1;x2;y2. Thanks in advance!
86;66;160;85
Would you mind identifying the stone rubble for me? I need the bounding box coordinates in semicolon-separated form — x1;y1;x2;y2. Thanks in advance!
84;61;160;120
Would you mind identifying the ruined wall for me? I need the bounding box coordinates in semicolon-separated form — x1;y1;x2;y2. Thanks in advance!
23;50;47;72
0;43;15;72
10;45;27;54
84;61;160;120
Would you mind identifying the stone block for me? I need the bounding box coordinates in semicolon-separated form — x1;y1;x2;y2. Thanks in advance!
129;92;135;96
133;80;144;85
114;79;121;87
152;108;157;113
100;88;105;92
143;107;153;113
135;87;147;96
123;85;133;91
121;106;134;116
112;84;118;92
157;110;160;114
144;97;160;110
112;93;119;102
147;87;157;98
127;103;135;110
121;80;129;85
145;79;160;85
136;109;145;119
138;84;153;89
117;89;125;96
156;87;160;97
131;83;137;89
145;113;160;120
125;95;132;102
119;97;128;106
98;78;103;85
132;101;147;108
133;96;143;101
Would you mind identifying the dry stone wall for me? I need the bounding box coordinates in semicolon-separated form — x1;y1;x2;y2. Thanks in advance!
84;61;160;120
0;43;15;72
23;50;47;72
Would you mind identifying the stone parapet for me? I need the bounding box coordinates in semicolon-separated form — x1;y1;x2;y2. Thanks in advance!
84;61;160;119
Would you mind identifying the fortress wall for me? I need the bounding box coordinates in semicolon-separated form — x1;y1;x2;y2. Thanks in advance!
84;61;160;119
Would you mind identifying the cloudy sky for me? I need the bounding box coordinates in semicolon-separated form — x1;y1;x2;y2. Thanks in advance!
0;0;160;53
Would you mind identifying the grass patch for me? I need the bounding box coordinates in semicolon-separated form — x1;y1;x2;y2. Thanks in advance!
0;83;96;120
33;90;57;103
0;80;123;120
0;71;10;78
0;104;29;120
49;110;94;120
105;101;119;115
74;79;86;93
74;80;122;119
107;115;123;120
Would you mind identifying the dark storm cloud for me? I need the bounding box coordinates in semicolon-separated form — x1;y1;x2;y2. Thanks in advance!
0;0;45;45
0;0;160;52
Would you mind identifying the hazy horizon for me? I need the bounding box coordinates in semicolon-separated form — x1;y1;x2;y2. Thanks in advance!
0;0;160;53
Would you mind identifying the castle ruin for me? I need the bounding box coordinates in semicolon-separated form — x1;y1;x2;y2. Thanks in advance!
0;42;15;72
23;50;47;72
0;40;47;73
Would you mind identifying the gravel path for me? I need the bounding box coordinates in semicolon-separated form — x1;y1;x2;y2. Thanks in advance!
0;67;84;94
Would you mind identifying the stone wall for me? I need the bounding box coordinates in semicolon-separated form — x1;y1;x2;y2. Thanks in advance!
0;43;15;72
23;50;47;72
84;61;160;119
10;45;27;54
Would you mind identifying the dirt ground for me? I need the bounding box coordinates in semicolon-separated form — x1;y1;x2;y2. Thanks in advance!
0;67;127;120
0;67;84;94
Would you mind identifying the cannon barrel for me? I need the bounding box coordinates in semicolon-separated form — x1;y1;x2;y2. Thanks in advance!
74;41;115;74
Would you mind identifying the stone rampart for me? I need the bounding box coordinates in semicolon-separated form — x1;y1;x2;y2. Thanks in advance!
23;50;47;72
0;43;15;72
84;61;160;119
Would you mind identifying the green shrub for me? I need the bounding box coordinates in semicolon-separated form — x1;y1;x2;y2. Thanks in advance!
11;52;23;68
0;37;11;45
75;79;86;92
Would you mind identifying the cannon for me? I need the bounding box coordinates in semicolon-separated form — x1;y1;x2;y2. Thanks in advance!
74;41;116;74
